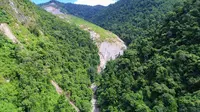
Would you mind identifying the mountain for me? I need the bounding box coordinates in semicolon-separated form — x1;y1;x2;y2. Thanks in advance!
40;0;106;21
40;3;127;111
96;0;200;111
0;0;127;112
1;0;200;112
90;0;185;44
0;0;100;111
40;0;186;44
40;0;186;45
41;0;127;73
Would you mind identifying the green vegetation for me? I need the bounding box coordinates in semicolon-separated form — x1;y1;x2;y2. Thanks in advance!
97;0;200;111
41;0;117;41
1;0;200;112
0;9;11;23
0;0;99;111
61;14;117;41
40;0;105;21
91;0;185;44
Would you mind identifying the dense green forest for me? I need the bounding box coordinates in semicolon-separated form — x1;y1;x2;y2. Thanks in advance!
1;0;200;112
40;0;105;21
41;0;185;45
97;0;200;111
90;0;185;44
0;0;99;111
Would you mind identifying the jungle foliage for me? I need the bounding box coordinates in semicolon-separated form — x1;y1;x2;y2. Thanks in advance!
0;0;99;111
91;0;185;45
40;0;105;21
97;0;200;111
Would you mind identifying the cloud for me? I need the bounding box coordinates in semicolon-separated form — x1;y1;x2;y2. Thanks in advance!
75;0;117;6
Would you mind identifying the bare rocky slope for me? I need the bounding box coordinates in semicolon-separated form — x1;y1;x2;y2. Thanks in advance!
0;23;19;43
86;27;127;73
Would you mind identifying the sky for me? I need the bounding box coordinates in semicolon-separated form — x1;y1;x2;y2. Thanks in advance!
31;0;118;6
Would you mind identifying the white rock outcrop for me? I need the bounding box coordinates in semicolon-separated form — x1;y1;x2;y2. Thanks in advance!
0;23;19;43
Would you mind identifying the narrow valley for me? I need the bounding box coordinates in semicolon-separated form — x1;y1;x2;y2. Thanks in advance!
42;2;127;111
0;0;199;112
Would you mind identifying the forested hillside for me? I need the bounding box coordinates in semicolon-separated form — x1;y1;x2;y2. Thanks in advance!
1;0;200;112
97;0;200;111
40;0;105;21
0;0;99;111
91;0;185;44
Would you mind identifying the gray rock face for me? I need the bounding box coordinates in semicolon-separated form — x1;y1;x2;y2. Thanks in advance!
89;31;126;112
91;84;100;112
89;31;127;73
44;5;63;15
99;40;126;70
8;0;29;23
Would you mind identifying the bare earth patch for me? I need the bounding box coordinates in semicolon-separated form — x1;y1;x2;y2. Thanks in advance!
51;80;80;112
89;31;127;73
43;4;63;15
89;30;126;112
0;23;19;43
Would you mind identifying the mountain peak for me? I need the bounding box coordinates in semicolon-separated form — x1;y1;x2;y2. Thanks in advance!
50;0;57;2
49;0;58;4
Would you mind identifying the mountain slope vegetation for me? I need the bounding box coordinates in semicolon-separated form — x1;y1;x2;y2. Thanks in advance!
40;0;105;21
90;0;185;44
41;0;126;75
1;0;200;112
40;0;118;41
96;0;200;111
0;0;99;111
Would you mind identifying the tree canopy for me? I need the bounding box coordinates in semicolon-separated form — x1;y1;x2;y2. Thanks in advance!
96;0;200;111
91;0;185;44
0;0;99;111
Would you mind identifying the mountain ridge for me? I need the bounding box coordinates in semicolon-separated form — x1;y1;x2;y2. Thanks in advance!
96;0;200;111
90;0;186;44
40;0;106;21
41;1;127;72
0;0;199;112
